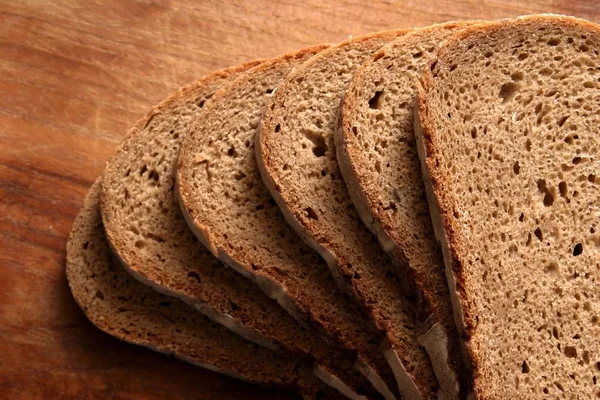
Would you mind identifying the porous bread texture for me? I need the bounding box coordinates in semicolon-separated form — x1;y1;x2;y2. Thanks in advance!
100;64;378;400
257;31;440;400
177;46;398;400
416;15;600;399
67;180;342;400
337;22;478;399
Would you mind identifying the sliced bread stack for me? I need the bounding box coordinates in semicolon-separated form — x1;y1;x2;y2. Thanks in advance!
99;59;381;399
67;14;600;400
66;180;343;399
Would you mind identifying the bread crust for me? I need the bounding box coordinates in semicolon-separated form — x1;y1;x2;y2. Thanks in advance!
415;14;600;399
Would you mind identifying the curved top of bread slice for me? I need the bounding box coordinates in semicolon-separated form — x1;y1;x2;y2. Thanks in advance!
336;22;477;398
99;65;378;399
177;46;398;399
66;179;341;399
256;31;443;400
416;15;600;398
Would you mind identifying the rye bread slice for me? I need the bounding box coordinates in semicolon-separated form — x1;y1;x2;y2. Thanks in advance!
256;31;444;400
177;47;398;400
335;22;479;399
100;64;379;399
415;15;600;398
66;179;344;400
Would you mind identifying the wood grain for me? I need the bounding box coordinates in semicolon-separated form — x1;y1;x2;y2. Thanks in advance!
1;1;599;399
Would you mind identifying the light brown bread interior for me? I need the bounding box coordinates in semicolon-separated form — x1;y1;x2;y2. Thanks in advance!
66;179;343;400
177;47;398;400
100;64;378;399
336;22;478;399
256;31;444;400
416;15;600;399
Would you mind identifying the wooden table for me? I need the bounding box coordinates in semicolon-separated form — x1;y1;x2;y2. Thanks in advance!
1;1;599;399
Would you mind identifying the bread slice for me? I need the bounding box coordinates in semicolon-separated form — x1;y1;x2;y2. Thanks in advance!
177;46;398;400
66;179;344;400
335;22;478;399
100;64;379;399
415;15;600;398
256;31;447;400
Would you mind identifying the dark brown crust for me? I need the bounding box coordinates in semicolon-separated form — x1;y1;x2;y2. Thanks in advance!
415;14;600;399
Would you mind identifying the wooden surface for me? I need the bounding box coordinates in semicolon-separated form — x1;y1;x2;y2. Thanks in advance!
1;1;600;399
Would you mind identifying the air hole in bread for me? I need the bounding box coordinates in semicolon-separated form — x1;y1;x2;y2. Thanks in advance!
537;179;555;206
187;271;201;282
547;38;561;46
227;146;238;157
303;130;327;157
573;243;583;256
513;161;520;175
573;156;582;165
521;360;530;373
94;290;104;300
373;51;385;62
135;240;146;249
140;164;147;176
148;169;159;182
368;90;384;109
559;181;568;198
518;53;529;61
553;326;560;339
559;116;572;129
265;88;274;94
234;171;246;180
430;60;437;72
511;71;524;81
304;207;318;220
412;51;423;59
471;127;477;139
545;262;559;274
485;50;494;58
564;346;577;358
534;227;544;241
